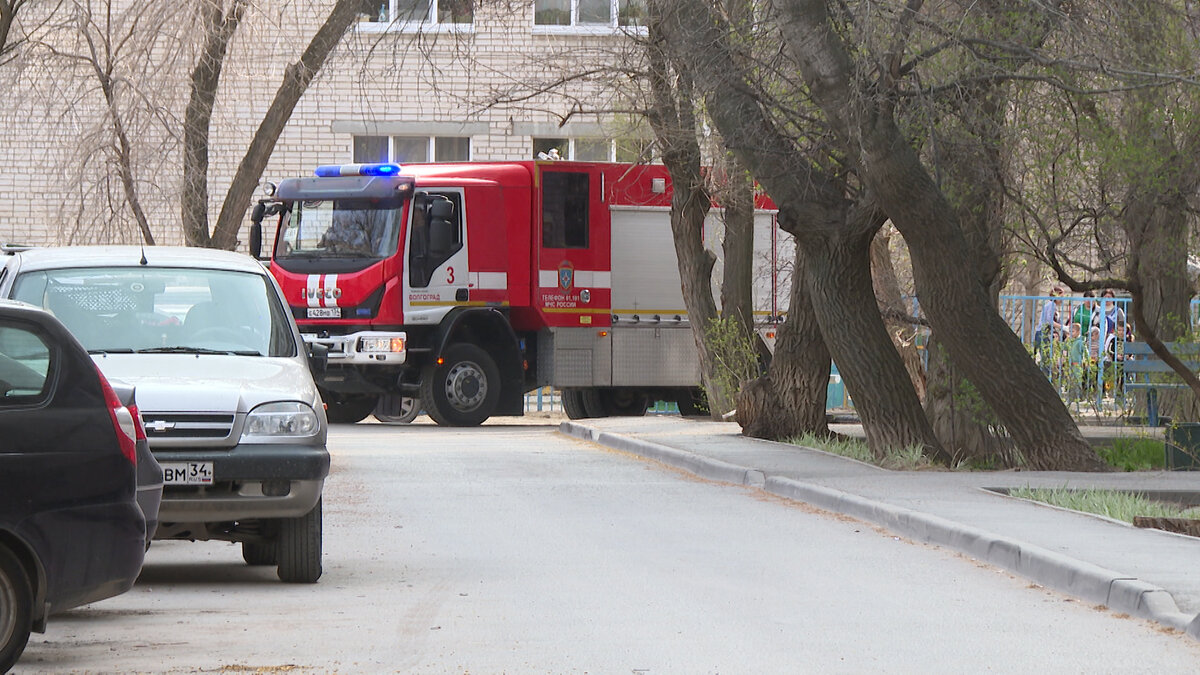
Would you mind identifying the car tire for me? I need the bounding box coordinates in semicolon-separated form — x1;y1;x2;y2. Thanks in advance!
277;500;322;583
420;343;500;427
0;545;33;673
374;394;421;424
242;541;277;566
561;388;589;419
325;394;378;424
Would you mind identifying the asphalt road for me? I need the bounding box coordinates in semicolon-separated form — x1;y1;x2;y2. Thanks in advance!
15;416;1200;673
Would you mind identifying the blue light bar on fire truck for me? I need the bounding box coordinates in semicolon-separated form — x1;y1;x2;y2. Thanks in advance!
313;163;402;178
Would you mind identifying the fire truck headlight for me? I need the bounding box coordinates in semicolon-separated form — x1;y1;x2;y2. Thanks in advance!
242;402;320;438
359;336;406;353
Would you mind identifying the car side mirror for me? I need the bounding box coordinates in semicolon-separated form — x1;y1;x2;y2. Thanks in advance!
307;342;329;374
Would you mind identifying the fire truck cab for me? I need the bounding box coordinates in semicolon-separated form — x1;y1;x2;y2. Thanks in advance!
254;160;782;426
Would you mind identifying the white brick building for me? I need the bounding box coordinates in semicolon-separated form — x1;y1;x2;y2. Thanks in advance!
0;0;650;248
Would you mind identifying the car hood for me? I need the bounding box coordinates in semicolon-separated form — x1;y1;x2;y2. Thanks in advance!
91;354;319;414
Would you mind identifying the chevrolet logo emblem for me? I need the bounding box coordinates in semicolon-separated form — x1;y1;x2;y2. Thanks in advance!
146;420;176;433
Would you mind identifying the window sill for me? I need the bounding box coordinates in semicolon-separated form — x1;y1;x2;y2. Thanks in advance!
355;22;475;35
531;25;647;37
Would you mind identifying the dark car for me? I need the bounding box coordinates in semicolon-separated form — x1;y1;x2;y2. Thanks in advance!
109;381;164;548
0;300;148;672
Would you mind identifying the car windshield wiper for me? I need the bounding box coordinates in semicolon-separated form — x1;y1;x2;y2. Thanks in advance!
136;346;237;355
88;348;136;354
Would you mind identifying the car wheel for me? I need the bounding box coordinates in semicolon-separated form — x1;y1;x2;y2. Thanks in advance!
561;388;589;420
277;499;322;583
0;545;33;674
374;394;421;424
420;343;500;427
324;394;378;424
242;541;276;566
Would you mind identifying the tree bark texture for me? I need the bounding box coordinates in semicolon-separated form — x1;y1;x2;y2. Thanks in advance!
717;156;755;337
869;231;926;402
737;247;831;439
209;0;361;250
774;0;1105;471
181;0;246;248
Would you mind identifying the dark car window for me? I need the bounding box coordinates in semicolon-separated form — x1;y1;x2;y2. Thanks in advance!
0;321;54;404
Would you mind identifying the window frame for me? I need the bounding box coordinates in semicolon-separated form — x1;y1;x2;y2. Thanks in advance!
356;0;476;33
532;0;646;34
352;135;472;164
532;137;655;163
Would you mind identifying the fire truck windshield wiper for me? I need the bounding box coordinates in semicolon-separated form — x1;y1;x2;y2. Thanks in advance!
87;348;135;354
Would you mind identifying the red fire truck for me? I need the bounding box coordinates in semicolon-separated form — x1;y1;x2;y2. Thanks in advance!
250;161;785;426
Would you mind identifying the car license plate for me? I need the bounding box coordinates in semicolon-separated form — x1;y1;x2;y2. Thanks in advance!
162;462;214;485
307;307;340;319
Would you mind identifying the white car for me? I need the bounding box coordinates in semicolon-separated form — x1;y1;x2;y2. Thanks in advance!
0;246;329;583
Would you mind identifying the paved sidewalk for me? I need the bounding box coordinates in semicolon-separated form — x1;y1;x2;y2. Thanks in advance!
560;416;1200;642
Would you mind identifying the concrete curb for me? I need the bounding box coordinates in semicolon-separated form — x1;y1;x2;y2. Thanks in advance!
561;421;1200;642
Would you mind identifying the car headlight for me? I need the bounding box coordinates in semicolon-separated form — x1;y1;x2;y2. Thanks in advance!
242;402;319;438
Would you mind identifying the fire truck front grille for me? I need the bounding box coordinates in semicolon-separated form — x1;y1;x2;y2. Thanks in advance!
141;413;235;440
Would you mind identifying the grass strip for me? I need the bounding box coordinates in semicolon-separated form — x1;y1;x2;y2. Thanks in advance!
1007;486;1200;524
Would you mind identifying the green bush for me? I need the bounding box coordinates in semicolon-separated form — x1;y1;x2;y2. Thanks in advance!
1095;436;1165;471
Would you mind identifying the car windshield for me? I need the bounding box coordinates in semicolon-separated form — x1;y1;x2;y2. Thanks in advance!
274;198;404;260
10;267;296;357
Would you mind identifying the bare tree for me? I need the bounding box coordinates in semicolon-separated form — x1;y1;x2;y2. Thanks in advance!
183;0;363;250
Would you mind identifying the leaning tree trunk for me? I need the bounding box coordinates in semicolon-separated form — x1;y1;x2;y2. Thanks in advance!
718;154;755;337
774;0;1104;470
869;230;925;401
209;0;362;250
796;217;949;461
738;246;831;439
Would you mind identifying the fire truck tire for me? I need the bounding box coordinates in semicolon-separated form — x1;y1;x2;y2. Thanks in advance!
374;394;422;424
324;394;379;424
421;343;501;427
581;388;608;418
603;390;650;416
676;388;708;417
561;388;589;419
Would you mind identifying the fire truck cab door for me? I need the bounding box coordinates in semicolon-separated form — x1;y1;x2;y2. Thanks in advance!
536;167;610;328
403;189;468;324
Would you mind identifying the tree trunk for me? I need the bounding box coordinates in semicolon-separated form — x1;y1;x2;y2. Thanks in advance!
775;0;1105;471
737;247;831;439
718;155;755;337
869;230;925;402
209;0;361;250
796;216;948;460
181;0;246;248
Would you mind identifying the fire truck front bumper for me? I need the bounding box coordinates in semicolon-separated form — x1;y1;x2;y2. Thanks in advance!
303;331;408;365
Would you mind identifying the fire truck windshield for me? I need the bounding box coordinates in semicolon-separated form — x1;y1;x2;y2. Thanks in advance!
275;198;404;260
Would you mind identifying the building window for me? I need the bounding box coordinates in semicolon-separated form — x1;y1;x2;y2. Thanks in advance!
533;137;653;162
533;0;645;30
353;135;471;163
358;0;474;29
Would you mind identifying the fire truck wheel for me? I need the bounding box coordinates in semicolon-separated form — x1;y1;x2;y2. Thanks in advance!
603;390;649;416
421;343;501;427
561;388;589;419
581;388;608;418
374;394;422;424
325;394;379;424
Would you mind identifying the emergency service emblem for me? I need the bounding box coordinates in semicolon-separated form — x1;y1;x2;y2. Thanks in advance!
558;261;574;291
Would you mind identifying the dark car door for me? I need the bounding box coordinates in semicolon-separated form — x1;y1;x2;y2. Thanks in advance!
0;314;144;612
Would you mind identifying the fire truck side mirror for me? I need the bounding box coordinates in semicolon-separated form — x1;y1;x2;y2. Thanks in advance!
307;342;329;374
249;202;266;259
